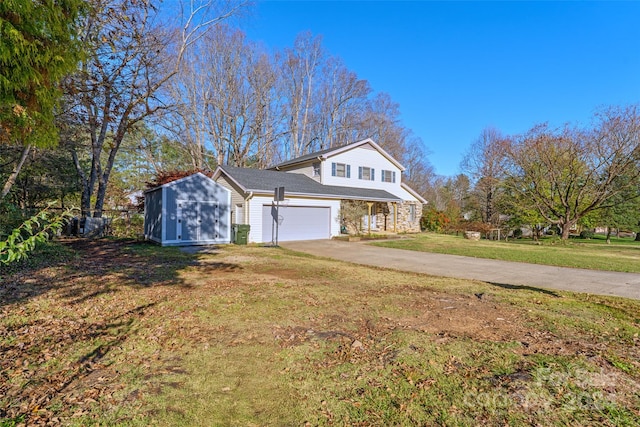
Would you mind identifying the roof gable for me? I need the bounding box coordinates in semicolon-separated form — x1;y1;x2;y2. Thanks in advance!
144;172;216;193
270;138;405;171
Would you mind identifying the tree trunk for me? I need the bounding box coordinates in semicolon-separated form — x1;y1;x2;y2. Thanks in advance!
1;144;31;200
93;179;107;218
606;227;612;244
561;222;572;240
71;148;91;217
485;190;493;224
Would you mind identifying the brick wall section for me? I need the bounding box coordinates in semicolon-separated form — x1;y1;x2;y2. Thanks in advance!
342;201;422;234
391;201;422;233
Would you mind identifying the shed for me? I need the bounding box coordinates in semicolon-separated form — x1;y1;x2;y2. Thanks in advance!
144;172;231;246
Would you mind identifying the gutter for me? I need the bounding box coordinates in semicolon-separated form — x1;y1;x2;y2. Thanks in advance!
272;156;323;171
244;189;401;203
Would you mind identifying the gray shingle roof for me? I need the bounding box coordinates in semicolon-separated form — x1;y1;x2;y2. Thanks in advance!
219;165;401;202
268;145;338;169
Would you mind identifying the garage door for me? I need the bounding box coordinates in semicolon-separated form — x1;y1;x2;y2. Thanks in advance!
262;205;331;243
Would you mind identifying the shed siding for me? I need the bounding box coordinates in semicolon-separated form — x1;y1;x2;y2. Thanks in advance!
144;188;163;242
144;173;232;246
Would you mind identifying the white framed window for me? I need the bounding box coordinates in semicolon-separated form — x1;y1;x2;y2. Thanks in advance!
332;162;350;178
409;204;416;222
381;170;396;183
358;166;375;181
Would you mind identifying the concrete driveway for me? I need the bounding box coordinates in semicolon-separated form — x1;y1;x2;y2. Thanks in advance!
281;239;640;300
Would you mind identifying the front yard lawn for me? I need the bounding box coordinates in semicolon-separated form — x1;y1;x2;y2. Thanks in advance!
1;238;639;425
372;233;640;273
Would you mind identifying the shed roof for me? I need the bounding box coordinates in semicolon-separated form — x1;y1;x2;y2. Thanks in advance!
143;171;219;194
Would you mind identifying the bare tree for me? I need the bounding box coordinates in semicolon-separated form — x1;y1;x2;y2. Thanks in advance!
355;93;409;160
401;137;435;198
62;0;245;217
160;55;213;170
504;105;640;240
461;127;509;224
316;57;371;149
162;24;282;169
278;32;324;158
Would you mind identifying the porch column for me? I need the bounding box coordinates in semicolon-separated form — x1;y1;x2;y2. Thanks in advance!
367;202;374;234
393;202;397;232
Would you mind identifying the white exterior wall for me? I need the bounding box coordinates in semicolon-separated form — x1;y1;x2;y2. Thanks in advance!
246;195;341;243
321;146;418;201
278;163;317;180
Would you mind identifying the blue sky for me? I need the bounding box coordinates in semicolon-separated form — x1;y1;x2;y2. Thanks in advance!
241;1;640;176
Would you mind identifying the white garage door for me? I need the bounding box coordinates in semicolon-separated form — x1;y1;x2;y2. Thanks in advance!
262;205;331;243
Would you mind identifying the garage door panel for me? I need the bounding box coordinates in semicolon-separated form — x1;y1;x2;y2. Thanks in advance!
262;205;330;242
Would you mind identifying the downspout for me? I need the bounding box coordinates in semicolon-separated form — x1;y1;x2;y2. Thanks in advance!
245;191;253;225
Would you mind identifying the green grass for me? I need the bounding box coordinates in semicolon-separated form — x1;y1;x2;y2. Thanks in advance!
2;239;639;425
372;233;640;272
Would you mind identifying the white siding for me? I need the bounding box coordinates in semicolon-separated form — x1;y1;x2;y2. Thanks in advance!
247;195;341;243
321;146;419;201
277;163;317;180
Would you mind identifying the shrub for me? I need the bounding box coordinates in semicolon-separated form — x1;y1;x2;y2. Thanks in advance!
420;207;450;232
458;221;492;234
579;230;594;239
111;214;144;239
512;228;523;239
0;206;74;264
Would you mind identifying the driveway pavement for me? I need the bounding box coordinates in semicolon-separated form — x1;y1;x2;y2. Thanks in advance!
281;239;640;300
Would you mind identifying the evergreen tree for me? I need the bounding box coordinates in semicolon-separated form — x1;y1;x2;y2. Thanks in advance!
0;0;85;198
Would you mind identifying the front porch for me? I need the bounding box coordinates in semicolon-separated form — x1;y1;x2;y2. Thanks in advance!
340;200;422;235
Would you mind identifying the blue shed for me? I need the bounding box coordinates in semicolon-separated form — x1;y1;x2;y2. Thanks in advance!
144;172;231;246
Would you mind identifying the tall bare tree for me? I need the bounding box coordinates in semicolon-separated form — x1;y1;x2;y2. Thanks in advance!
316;57;371;149
62;0;245;217
162;24;282;169
461;127;509;224
278;32;324;158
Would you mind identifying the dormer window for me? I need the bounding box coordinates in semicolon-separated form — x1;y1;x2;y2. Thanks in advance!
312;162;321;177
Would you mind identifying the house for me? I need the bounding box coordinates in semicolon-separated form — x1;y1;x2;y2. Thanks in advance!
144;172;231;246
212;138;426;243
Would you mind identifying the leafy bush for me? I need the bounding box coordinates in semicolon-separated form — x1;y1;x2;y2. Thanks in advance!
339;200;368;235
0;202;25;239
512;228;523;239
420;207;450;232
0;206;74;264
110;214;144;239
579;230;594;239
456;220;492;234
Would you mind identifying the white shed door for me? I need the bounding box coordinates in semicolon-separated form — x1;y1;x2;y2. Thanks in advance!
262;205;331;243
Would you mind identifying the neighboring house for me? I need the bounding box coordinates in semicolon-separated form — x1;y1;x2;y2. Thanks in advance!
212;138;426;243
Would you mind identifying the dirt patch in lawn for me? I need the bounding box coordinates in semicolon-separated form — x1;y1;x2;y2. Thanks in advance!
1;239;638;425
